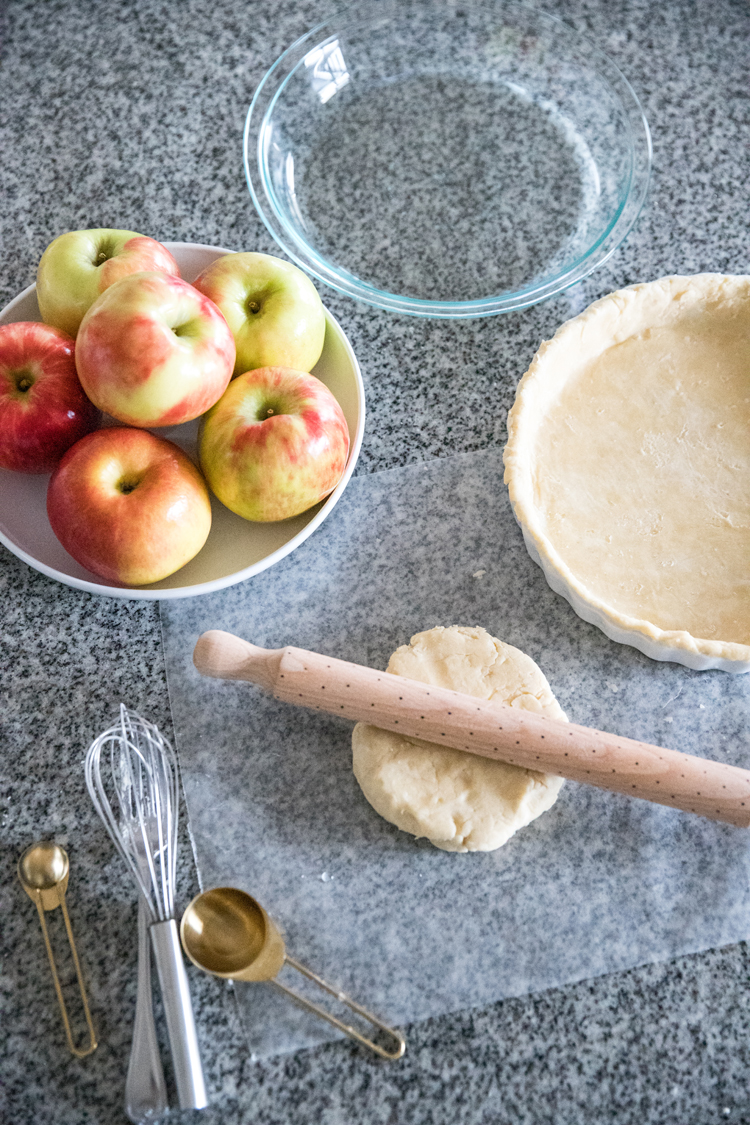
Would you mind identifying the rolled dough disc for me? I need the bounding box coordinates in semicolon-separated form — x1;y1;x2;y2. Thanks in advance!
352;626;566;852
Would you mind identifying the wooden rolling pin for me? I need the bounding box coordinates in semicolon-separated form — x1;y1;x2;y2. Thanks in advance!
193;630;750;828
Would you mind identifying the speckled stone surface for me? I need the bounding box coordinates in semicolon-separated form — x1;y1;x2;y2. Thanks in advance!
1;0;750;1123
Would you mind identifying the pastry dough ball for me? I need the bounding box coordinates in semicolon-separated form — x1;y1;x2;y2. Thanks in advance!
352;626;566;852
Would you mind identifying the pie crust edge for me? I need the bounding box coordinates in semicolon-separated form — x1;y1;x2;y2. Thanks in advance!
503;273;750;674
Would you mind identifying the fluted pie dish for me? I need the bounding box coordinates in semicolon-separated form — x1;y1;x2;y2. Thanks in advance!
504;274;750;673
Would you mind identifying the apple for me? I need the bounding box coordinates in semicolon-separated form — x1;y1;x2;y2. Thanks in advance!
75;271;235;427
192;252;326;376
37;228;180;337
47;427;212;585
199;366;349;522
0;321;99;473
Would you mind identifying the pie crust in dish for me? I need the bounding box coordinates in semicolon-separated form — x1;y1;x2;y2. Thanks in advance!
504;274;750;673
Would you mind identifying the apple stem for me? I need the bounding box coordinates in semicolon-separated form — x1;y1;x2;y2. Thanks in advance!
93;240;115;266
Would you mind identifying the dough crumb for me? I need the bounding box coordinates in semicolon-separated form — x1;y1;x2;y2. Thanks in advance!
352;626;566;853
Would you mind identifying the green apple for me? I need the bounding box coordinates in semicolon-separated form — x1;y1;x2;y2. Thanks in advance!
192;252;326;376
37;228;180;337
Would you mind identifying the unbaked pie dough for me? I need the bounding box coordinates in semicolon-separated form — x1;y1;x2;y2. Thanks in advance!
352;626;565;852
504;274;750;672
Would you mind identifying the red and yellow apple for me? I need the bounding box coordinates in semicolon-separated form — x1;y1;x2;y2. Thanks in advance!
199;366;349;521
0;321;99;473
193;252;326;376
75;272;235;427
37;228;180;337
47;427;212;585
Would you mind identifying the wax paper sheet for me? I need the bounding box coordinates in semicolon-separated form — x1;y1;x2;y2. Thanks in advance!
161;448;750;1059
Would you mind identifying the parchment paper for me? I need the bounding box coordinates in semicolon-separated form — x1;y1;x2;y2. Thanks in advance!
161;448;750;1058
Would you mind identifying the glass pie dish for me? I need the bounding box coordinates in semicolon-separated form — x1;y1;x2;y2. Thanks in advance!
244;0;652;319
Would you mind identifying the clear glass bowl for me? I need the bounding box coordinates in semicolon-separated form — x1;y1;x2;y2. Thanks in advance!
244;0;651;319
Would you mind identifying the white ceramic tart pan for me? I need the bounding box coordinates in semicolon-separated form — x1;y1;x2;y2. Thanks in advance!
504;274;750;673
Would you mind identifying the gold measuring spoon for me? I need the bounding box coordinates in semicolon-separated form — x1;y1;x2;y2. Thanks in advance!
181;887;405;1060
18;842;97;1058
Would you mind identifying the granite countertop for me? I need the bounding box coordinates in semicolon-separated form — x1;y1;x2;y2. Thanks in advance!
1;1;749;1122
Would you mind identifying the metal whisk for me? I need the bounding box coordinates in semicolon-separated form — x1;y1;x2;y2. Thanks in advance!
86;706;207;1112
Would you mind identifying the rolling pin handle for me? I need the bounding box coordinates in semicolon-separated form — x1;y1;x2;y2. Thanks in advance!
193;631;280;692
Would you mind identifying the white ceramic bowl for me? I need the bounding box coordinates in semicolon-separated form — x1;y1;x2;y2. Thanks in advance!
0;242;365;599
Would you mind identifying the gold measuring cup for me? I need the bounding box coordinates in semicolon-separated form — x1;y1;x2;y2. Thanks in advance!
181;887;405;1060
17;842;97;1058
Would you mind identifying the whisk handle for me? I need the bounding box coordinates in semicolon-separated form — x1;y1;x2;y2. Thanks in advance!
150;919;208;1111
126;897;167;1122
